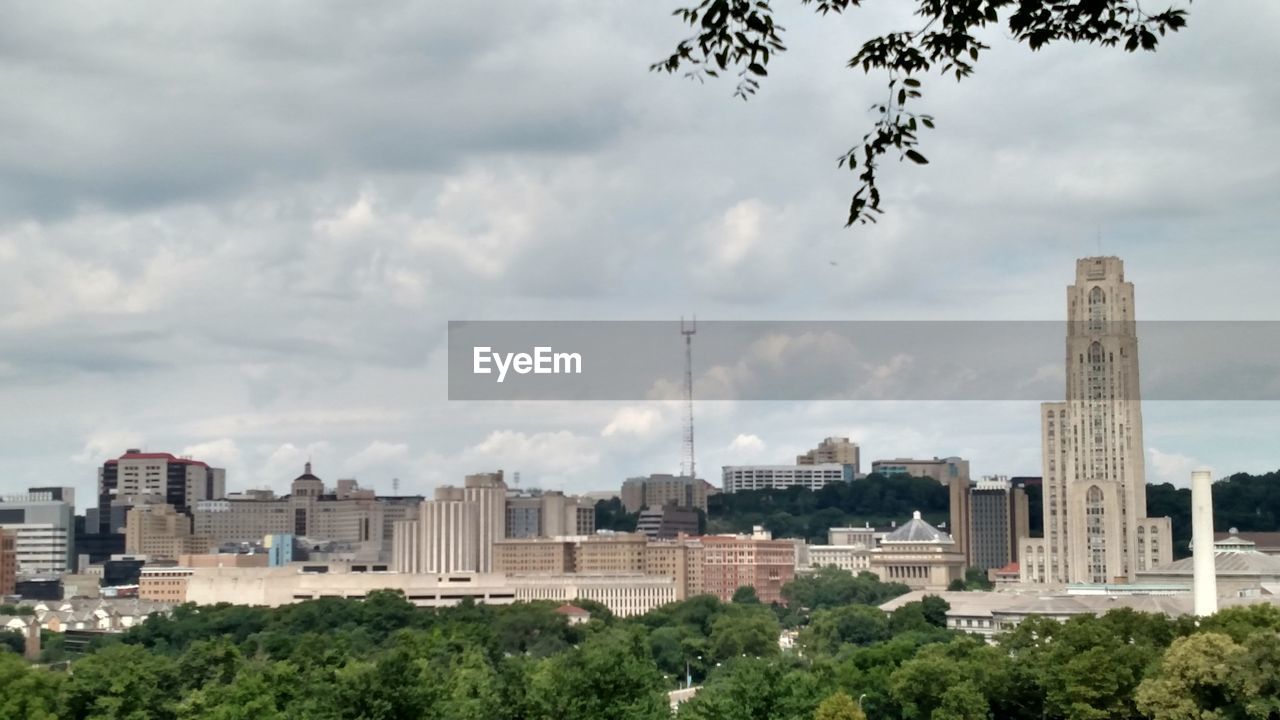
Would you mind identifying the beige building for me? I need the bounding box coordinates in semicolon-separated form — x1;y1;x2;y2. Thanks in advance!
1136;531;1280;597
193;464;384;556
139;566;194;603
871;457;972;566
96;450;225;532
797;436;860;472
124;504;214;561
806;544;872;573
1022;257;1173;584
505;491;596;539
620;474;709;512
181;564;675;617
494;533;706;600
464;472;507;573
869;512;966;591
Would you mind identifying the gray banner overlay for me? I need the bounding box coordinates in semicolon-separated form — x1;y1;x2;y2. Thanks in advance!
447;321;1280;401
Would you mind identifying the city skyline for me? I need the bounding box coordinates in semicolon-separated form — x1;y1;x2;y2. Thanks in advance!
0;2;1278;503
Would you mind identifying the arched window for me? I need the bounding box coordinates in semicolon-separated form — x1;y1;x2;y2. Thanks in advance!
1089;286;1106;305
1088;287;1107;331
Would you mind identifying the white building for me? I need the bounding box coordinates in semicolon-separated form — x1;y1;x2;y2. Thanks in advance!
0;490;75;575
721;464;853;493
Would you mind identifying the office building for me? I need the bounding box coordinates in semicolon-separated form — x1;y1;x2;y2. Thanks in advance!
968;477;1030;570
493;533;706;600
420;486;480;573
0;530;16;596
796;436;860;473
827;526;881;548
124;504;214;561
700;528;796;605
869;511;966;591
0;490;75;575
636;506;699;539
620;474;709;512
1021;257;1173;584
721;463;854;494
97;450;225;533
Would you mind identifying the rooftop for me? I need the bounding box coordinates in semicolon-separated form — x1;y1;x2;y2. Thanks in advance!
882;511;953;544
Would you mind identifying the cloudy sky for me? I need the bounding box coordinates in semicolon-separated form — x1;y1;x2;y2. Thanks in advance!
1;1;1277;507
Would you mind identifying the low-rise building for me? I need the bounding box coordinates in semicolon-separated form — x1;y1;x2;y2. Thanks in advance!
700;528;796;605
181;564;675;617
125;504;214;561
868;512;965;591
721;464;853;494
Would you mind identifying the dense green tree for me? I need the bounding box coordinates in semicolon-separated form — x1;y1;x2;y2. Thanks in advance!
0;650;62;720
525;628;668;720
62;643;180;720
1135;632;1244;720
0;628;25;655
732;586;762;604
814;692;867;720
889;637;1009;720
781;567;909;613
708;605;781;662
800;605;890;655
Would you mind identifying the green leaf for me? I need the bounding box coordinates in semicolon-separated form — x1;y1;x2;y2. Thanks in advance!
747;62;767;76
904;149;928;165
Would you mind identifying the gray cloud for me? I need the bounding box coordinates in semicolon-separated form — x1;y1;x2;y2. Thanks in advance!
0;1;1277;504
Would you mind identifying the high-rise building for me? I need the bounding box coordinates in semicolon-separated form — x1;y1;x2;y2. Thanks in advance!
620;474;710;512
968;477;1030;570
420;486;480;573
0;490;75;575
96;450;226;534
635;506;699;540
796;437;860;473
1022;257;1173;584
0;529;16;596
464;472;507;573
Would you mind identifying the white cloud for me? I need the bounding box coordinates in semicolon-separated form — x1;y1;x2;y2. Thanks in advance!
601;406;665;439
1148;447;1210;488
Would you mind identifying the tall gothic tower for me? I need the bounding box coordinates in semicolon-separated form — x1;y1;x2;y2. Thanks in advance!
1025;257;1172;584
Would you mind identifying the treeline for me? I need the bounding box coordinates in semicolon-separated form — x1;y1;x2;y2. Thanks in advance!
707;474;950;542
5;567;1280;719
1149;469;1280;558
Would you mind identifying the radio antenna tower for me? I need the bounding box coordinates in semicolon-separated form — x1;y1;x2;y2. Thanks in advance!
680;316;697;479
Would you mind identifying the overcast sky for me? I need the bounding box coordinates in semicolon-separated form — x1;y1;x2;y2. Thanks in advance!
1;1;1277;508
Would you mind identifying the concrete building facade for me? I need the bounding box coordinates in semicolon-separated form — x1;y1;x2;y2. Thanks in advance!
721;464;853;494
620;474;709;512
124;503;214;561
1023;257;1173;584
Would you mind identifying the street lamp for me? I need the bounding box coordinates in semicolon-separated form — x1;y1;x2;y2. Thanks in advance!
685;654;702;689
858;694;867;712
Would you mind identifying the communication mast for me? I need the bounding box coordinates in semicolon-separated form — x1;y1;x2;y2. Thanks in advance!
681;316;697;479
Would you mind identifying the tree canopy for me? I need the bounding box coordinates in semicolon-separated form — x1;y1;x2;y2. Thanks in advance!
653;0;1191;225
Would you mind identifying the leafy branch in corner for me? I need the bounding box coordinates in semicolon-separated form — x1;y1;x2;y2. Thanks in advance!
651;0;1192;226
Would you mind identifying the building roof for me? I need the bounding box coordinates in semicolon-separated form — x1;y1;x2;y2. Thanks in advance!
882;511;953;544
554;604;591;617
106;451;208;467
1142;551;1280;577
1215;531;1280;549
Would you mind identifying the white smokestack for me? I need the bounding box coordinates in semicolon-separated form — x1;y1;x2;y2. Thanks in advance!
1191;468;1217;616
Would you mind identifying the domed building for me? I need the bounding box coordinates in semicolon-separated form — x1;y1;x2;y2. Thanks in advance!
869;511;966;591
